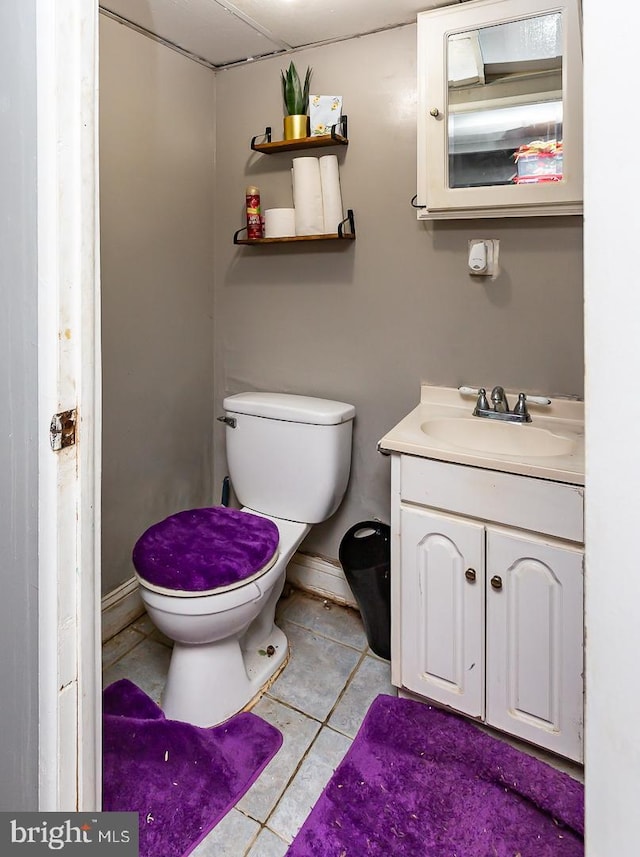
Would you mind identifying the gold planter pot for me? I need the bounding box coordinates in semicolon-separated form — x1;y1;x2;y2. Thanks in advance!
283;114;308;140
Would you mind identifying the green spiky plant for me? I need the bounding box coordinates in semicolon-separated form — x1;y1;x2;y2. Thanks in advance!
280;61;312;115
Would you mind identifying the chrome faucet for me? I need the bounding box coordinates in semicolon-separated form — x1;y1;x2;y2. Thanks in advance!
472;386;532;423
490;386;509;413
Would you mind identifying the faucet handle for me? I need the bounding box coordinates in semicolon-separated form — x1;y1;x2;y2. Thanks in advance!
522;392;551;406
513;393;529;417
459;385;491;406
458;385;484;397
472;387;489;416
513;392;533;422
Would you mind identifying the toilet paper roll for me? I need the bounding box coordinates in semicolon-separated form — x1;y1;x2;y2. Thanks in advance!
319;154;344;234
264;208;296;238
292;157;324;236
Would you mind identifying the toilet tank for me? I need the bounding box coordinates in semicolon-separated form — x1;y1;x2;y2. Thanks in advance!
222;392;356;524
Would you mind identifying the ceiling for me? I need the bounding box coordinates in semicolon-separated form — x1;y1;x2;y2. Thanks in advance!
100;0;468;68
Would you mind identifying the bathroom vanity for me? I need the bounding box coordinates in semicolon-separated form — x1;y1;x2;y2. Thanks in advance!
378;386;584;762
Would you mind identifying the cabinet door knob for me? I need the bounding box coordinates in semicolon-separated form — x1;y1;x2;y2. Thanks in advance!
464;568;476;582
490;575;503;591
429;107;440;118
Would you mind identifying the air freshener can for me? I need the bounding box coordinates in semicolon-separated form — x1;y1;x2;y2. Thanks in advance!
246;185;263;239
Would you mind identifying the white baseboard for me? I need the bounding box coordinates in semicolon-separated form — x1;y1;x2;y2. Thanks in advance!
286;552;357;609
101;577;145;642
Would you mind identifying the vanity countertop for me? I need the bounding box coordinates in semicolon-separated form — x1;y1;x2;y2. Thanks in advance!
378;385;584;486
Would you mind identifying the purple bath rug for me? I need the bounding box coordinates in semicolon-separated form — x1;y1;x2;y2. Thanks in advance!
286;694;584;857
103;679;282;857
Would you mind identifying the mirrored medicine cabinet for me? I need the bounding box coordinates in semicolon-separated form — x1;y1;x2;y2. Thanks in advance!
416;0;583;219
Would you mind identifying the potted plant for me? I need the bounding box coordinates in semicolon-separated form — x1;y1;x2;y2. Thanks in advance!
281;60;312;140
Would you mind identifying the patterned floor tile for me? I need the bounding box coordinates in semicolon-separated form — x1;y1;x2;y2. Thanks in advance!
268;620;360;721
279;593;367;650
246;827;289;857
102;637;171;705
237;697;321;823
267;726;352;844
190;809;260;857
329;654;396;739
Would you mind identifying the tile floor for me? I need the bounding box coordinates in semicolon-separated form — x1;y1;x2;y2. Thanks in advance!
102;588;395;856
102;587;583;856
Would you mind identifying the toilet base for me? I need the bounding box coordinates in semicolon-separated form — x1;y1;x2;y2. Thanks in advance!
161;622;288;727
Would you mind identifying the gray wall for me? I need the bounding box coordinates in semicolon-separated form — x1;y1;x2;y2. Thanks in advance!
213;25;584;560
100;16;216;596
0;0;40;810
100;21;583;589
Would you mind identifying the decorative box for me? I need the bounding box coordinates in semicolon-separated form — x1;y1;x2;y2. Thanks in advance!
309;95;343;136
513;140;563;184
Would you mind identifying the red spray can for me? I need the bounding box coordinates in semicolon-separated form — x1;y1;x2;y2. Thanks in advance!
246;185;263;239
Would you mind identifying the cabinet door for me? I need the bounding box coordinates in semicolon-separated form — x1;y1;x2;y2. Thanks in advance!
486;528;584;761
400;506;485;717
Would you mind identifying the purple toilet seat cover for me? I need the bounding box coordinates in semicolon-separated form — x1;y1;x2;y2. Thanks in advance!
132;506;279;593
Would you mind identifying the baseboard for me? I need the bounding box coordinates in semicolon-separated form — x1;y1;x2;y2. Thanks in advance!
101;576;145;642
286;552;357;609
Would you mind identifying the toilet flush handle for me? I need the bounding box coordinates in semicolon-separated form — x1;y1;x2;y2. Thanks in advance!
217;415;237;428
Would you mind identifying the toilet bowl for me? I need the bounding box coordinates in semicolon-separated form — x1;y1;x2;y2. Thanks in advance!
134;506;309;726
132;392;355;727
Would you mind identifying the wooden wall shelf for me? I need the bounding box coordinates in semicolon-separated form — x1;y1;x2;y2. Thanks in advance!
250;116;348;154
234;210;356;245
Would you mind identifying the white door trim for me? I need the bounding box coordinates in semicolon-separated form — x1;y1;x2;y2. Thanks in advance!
36;0;101;811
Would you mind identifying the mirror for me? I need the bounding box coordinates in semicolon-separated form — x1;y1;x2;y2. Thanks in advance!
447;12;563;189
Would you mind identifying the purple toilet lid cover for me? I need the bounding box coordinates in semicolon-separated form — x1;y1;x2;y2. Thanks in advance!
132;506;279;593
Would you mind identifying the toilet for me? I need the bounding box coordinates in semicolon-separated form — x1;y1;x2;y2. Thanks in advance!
132;392;355;727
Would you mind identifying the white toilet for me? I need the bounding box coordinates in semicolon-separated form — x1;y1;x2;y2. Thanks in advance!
133;392;355;727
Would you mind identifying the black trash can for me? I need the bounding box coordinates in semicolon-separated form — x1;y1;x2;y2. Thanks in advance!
339;520;391;660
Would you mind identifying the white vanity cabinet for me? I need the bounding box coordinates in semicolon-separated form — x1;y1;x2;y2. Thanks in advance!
391;454;584;762
416;0;583;219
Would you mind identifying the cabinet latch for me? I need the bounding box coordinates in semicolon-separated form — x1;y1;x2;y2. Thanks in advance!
50;409;77;451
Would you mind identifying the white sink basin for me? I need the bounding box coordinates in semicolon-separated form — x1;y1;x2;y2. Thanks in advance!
420;417;576;457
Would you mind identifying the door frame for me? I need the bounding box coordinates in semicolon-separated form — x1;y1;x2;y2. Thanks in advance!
36;0;101;810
